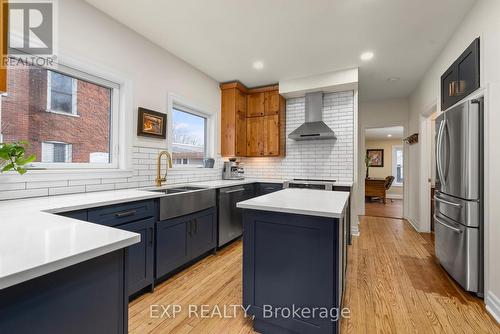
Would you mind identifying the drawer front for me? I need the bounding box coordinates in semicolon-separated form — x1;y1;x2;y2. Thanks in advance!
87;200;155;227
258;183;283;195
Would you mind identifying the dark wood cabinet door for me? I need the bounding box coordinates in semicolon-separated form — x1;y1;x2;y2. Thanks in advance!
264;91;280;116
247;117;265;156
247;92;265;117
188;208;216;259
263;115;280;156
156;216;189;279
441;38;480;111
456;38;480;100
441;66;458;111
121;218;154;295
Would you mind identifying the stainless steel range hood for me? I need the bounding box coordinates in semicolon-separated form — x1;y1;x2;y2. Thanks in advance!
288;92;337;141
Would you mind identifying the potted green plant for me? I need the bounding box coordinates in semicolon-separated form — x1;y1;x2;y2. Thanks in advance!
0;141;36;175
365;154;371;179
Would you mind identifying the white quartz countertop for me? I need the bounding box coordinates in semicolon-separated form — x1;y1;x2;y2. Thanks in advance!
0;178;352;290
0;189;167;290
236;188;350;218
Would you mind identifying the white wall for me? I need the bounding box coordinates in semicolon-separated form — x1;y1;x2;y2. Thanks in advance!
407;0;500;321
0;0;223;199
358;99;409;216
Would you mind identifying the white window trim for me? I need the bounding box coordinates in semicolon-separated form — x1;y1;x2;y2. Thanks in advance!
392;145;404;186
46;70;78;116
0;50;134;182
167;93;216;170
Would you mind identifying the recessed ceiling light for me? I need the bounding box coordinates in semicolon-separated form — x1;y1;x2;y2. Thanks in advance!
388;77;400;82
252;61;264;70
387;134;393;138
360;51;374;61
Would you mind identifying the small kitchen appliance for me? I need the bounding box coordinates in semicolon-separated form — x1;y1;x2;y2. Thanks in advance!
222;158;244;180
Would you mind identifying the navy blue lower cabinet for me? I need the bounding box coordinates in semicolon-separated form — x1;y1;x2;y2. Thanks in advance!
0;250;128;334
156;215;190;278
258;183;283;195
243;209;341;334
121;218;155;295
188;207;217;258
156;207;216;279
58;209;88;221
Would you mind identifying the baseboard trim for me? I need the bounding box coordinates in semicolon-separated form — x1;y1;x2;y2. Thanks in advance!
351;219;360;237
404;216;420;232
486;291;500;324
387;194;403;200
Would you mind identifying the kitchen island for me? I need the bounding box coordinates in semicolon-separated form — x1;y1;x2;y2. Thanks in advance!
237;189;350;334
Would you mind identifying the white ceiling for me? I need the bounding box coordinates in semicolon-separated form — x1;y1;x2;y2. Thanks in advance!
365;126;404;140
85;0;476;101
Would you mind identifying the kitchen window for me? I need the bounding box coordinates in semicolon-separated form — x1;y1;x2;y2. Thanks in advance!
171;106;207;167
0;59;121;169
392;146;404;185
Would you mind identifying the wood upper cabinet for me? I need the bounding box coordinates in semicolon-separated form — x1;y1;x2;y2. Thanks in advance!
265;90;280;115
247;116;265;156
247;92;265;117
0;1;7;94
263;115;279;156
221;84;247;157
220;82;285;157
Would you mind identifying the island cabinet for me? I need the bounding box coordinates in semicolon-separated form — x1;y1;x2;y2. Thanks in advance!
242;207;346;334
0;249;128;334
156;207;216;280
220;82;286;157
58;199;156;296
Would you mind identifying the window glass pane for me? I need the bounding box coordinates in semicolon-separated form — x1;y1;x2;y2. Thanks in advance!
0;64;113;164
51;72;72;93
51;91;72;113
172;108;206;166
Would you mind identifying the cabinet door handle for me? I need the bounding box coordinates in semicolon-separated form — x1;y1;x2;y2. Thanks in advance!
115;210;137;218
193;219;198;234
188;221;192;236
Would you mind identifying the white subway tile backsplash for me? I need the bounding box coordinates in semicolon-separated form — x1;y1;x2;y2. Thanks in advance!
26;180;69;189
0;182;26;191
0;188;49;200
85;183;116;193
241;91;354;182
49;186;86;196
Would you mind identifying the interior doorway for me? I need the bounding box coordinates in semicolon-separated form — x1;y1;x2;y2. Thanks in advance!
364;126;404;218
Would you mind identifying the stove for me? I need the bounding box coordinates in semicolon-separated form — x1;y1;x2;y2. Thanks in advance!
283;178;337;190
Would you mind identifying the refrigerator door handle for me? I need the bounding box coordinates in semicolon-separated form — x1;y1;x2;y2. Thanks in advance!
434;216;463;234
435;195;462;208
436;119;446;186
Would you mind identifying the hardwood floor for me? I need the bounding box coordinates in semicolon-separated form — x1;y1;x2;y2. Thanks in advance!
341;216;500;334
365;199;403;218
129;217;500;334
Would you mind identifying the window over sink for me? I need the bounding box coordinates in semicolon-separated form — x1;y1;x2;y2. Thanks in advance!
171;106;207;167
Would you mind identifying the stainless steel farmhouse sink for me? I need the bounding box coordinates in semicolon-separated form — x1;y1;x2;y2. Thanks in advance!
144;186;216;220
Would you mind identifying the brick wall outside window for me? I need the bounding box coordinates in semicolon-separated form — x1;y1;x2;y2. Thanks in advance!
1;66;111;163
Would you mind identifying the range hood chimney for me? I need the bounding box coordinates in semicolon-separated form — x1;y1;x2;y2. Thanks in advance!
288;92;337;141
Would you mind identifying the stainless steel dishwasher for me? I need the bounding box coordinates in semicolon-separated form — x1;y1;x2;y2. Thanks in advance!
218;184;255;247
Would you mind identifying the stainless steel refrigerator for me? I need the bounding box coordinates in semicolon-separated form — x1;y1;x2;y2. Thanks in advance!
434;97;483;296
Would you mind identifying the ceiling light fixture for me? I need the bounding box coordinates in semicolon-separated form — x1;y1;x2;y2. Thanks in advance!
387;134;393;138
388;77;400;82
252;61;264;70
360;51;374;61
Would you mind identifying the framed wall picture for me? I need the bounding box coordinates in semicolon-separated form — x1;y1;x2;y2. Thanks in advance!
366;149;384;167
137;107;166;139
